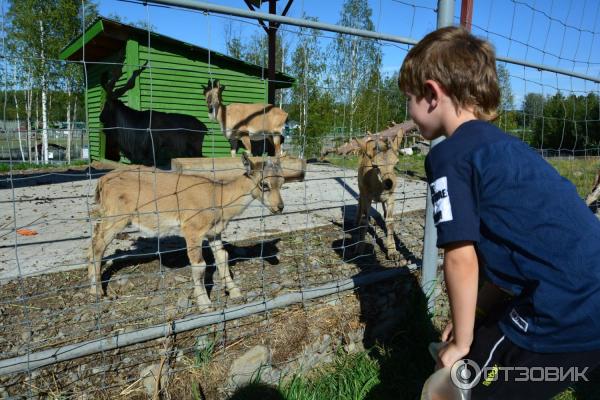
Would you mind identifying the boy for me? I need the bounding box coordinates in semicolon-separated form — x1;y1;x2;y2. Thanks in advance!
399;26;600;399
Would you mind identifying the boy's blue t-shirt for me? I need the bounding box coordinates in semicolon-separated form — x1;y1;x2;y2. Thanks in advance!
425;120;600;353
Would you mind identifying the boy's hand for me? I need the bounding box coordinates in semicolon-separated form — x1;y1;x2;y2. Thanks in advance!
437;340;470;369
441;322;454;342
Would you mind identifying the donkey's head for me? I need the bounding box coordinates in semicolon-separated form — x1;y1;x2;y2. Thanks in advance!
202;79;225;120
358;134;401;192
99;61;148;125
241;152;285;214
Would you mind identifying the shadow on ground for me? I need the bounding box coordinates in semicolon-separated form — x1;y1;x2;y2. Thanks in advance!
334;204;437;399
101;236;281;296
0;167;112;189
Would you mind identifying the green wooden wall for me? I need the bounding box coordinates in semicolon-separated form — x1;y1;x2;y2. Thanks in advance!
88;39;269;161
86;50;128;162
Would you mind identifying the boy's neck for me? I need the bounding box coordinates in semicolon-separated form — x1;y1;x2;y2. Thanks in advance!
446;111;477;137
443;106;478;138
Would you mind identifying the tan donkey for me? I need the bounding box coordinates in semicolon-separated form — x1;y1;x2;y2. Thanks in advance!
202;79;288;157
89;153;285;311
323;121;417;260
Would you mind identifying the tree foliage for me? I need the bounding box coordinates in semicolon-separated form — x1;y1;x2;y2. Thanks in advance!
332;0;382;134
494;64;518;132
4;0;97;162
286;17;333;157
529;92;600;152
7;0;97;96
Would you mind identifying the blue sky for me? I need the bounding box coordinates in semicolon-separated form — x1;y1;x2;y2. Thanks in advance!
97;0;600;107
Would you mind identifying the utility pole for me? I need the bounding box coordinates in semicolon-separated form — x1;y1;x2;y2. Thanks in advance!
243;0;293;104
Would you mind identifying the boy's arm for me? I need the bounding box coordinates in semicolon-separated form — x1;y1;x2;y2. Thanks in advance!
438;241;479;368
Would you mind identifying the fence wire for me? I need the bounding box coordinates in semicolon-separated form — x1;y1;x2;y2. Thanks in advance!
0;0;599;398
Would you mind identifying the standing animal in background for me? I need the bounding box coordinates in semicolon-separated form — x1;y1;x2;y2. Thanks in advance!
89;153;285;311
202;79;287;157
586;170;600;215
324;121;418;260
100;62;206;167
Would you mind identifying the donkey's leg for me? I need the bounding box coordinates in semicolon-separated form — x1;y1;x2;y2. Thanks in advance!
183;227;211;312
88;216;130;296
271;134;283;157
383;198;399;260
209;238;242;299
240;135;252;155
355;194;369;255
229;138;239;158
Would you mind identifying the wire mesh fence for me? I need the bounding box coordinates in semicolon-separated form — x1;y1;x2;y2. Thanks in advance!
1;0;599;398
0;124;88;164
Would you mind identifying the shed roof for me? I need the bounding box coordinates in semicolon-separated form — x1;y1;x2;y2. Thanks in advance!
59;17;294;89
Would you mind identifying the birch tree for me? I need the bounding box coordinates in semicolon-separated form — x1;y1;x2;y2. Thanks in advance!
288;17;335;157
7;0;97;164
12;68;25;161
333;0;381;135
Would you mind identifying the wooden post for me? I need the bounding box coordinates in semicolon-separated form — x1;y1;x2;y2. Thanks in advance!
460;0;474;31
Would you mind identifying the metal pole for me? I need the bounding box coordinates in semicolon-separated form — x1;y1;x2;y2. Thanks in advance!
421;0;456;314
144;0;419;46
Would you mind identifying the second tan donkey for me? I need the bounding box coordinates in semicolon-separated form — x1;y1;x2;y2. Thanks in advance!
322;121;417;260
202;79;287;157
89;153;285;311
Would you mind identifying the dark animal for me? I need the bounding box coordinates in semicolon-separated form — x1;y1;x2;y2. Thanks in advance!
100;62;206;167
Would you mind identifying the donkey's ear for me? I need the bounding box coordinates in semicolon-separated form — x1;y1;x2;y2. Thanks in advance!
202;85;208;94
390;132;402;153
219;84;226;92
100;72;109;90
357;138;368;154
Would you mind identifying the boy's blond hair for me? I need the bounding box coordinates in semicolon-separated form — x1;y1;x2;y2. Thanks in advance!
399;26;500;121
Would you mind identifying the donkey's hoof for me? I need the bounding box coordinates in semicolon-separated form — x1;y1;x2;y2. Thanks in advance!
196;303;213;313
387;249;400;261
89;287;106;298
228;287;242;299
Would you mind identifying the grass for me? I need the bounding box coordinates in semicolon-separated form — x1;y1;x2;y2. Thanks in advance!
194;336;216;368
0;159;89;172
279;351;380;400
546;157;600;198
227;351;381;400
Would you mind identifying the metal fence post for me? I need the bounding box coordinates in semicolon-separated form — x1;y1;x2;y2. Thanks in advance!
421;0;455;314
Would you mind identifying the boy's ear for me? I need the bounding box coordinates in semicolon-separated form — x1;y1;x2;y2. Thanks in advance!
424;79;445;106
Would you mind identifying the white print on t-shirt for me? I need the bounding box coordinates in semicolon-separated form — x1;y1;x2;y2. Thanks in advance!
430;177;453;225
510;308;529;332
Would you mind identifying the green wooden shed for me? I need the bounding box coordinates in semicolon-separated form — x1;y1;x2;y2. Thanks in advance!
59;17;295;160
